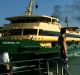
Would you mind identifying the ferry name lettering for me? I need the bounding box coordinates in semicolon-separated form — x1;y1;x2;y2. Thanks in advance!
2;41;20;44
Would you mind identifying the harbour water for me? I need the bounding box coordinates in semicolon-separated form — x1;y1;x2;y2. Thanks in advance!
69;56;80;75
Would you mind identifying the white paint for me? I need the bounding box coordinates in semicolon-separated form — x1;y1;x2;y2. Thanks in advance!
0;52;9;64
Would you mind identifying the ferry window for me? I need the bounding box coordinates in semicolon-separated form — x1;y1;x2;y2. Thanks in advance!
30;18;37;22
39;17;51;23
25;18;31;22
52;19;57;22
25;17;51;23
25;17;37;22
39;30;52;35
11;19;26;23
23;29;37;35
3;30;10;36
11;17;52;23
11;20;17;23
17;19;25;23
39;29;59;36
10;29;22;35
39;30;43;35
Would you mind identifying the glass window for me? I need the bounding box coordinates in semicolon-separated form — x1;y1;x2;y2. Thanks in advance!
3;30;10;36
52;19;57;22
10;29;22;35
39;30;43;35
39;17;51;23
3;29;22;36
11;17;52;23
23;29;37;35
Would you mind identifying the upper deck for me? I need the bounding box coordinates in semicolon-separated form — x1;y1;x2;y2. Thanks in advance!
0;15;61;32
6;15;60;23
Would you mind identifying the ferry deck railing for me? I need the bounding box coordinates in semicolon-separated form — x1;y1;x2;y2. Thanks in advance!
0;57;71;75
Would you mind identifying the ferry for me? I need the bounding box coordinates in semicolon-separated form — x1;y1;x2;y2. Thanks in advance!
0;0;80;75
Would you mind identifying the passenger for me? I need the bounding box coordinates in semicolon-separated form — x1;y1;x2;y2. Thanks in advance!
58;28;68;67
0;52;11;75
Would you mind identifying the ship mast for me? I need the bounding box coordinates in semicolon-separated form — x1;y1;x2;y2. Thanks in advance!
26;0;33;16
65;16;69;27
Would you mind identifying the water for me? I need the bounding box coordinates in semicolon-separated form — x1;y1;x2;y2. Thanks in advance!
69;56;80;75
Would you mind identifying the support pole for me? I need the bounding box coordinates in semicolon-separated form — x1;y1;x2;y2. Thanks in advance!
56;63;59;75
38;60;41;75
61;66;64;75
47;60;49;75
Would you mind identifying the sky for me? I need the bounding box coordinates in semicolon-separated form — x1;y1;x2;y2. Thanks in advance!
0;0;80;27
